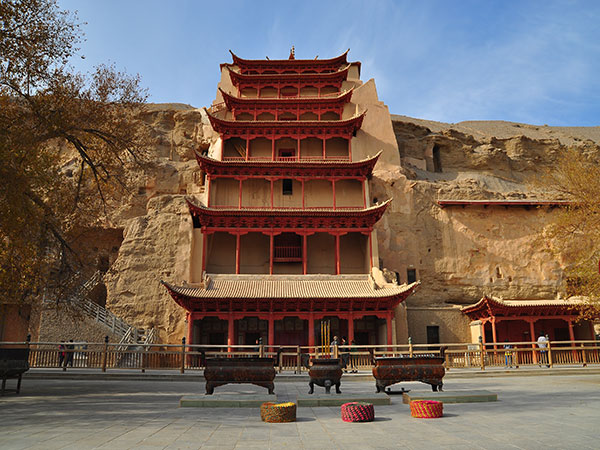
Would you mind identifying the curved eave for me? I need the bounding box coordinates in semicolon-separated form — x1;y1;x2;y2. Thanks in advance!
205;108;366;135
195;150;381;175
227;65;351;86
219;87;354;109
161;278;418;313
186;197;391;229
229;49;349;68
461;295;585;319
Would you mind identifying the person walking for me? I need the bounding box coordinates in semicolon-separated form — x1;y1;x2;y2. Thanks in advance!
537;332;549;367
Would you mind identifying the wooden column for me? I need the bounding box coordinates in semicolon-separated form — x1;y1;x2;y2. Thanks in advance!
348;137;352;161
206;175;212;206
528;319;538;363
297;137;300;161
271;137;275;161
335;234;340;275
201;233;208;274
245;138;249;161
238;179;243;209
187;313;194;346
322;137;326;159
302;234;308;275
567;319;575;341
331;179;336;210
268;315;275;347
269;234;274;275
228;315;234;352
235;233;241;274
386;312;393;349
308;314;315;348
301;179;305;209
348;313;354;343
491;317;498;349
368;233;373;269
270;179;274;209
362;179;366;208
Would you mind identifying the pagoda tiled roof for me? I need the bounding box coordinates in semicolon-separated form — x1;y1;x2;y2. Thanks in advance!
161;275;419;313
461;295;589;320
195;151;381;178
227;49;350;69
226;65;351;87
219;88;354;109
186;198;391;230
205;109;365;137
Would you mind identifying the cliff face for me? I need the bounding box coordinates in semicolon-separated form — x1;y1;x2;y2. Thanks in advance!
93;105;600;343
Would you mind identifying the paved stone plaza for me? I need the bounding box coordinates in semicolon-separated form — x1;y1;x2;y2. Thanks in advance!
1;372;599;449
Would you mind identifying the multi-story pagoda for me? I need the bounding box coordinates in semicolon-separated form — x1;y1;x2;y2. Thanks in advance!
163;49;418;347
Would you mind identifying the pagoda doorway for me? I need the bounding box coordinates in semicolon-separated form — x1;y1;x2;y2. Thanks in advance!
236;317;268;345
274;317;308;346
194;317;228;346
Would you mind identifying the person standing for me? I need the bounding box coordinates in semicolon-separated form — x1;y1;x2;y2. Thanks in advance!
504;343;513;368
58;341;66;367
537;332;549;367
66;339;75;367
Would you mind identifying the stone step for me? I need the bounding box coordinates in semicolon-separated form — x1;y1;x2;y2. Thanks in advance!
402;390;498;404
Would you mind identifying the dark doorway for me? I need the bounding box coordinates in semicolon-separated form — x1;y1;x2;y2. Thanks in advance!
427;326;440;350
432;145;442;173
209;332;225;345
554;327;569;342
355;332;370;346
407;268;417;284
245;332;261;346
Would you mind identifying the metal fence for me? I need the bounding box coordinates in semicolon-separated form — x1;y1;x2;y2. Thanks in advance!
2;339;599;373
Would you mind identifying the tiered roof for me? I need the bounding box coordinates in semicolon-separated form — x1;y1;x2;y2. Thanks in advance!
461;296;585;320
162;275;418;312
187;198;391;230
196;151;381;178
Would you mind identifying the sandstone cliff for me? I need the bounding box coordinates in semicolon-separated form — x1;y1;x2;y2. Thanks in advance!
58;104;600;344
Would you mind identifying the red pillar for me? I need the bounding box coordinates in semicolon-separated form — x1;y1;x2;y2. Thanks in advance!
308;314;315;348
228;314;235;352
238;179;243;209
322;137;326;159
362;179;366;208
301;179;305;209
529;319;537;363
335;234;340;275
567;319;575;341
269;234;274;275
268;315;275;348
368;233;373;269
271;137;275;161
491;317;498;349
302;234;307;275
348;137;352;161
332;179;336;210
348;313;354;343
206;175;212;206
235;234;241;274
245;138;249;161
386;312;393;349
297;137;300;161
201;233;207;274
270;179;274;209
187;312;193;345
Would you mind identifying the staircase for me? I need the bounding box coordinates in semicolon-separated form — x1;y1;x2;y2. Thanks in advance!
47;270;156;344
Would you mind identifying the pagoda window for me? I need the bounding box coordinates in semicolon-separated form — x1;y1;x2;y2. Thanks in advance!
236;112;254;121
223;137;247;160
321;111;340;120
325;137;349;160
321;85;338;96
259;86;277;98
273;233;302;262
299;86;318;97
282;179;293;195
256;111;275;121
248;137;271;160
299;111;318;121
275;137;297;158
340;233;368;274
299;137;322;160
407;268;417;284
240;87;257;98
281;86;298;97
277;148;295;161
432;145;442;173
279;112;296;121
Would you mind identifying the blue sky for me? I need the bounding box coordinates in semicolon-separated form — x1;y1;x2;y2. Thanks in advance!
58;0;600;126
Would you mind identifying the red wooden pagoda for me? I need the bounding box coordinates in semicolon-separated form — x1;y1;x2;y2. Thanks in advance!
163;50;418;347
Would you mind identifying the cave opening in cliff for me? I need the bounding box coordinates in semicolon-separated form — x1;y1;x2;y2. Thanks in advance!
433;145;442;172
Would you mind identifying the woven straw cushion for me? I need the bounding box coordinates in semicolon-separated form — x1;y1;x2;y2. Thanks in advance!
410;400;443;418
341;402;375;422
260;402;296;423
